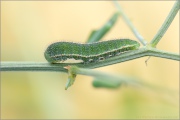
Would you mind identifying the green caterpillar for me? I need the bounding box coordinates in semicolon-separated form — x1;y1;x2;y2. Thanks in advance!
44;39;140;64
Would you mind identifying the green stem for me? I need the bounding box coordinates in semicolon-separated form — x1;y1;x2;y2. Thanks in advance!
66;66;179;97
146;47;180;60
70;65;139;86
1;47;179;72
0;62;68;72
150;0;180;47
113;1;147;46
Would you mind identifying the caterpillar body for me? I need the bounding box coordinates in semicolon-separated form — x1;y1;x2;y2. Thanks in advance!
44;39;140;64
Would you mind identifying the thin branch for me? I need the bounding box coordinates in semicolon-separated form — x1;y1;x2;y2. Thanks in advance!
66;66;179;100
113;1;147;46
69;65;140;87
0;62;68;72
150;0;180;47
1;47;179;72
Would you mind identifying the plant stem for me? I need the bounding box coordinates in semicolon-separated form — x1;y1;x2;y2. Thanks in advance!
0;62;68;72
1;47;179;72
70;65;139;86
150;0;180;47
113;1;147;46
65;66;179;97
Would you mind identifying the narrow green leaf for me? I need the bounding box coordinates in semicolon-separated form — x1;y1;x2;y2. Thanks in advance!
65;77;75;90
92;78;122;89
87;12;119;43
87;30;97;42
64;66;77;90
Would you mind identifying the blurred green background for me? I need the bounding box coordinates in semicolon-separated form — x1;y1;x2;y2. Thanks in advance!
1;1;179;119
